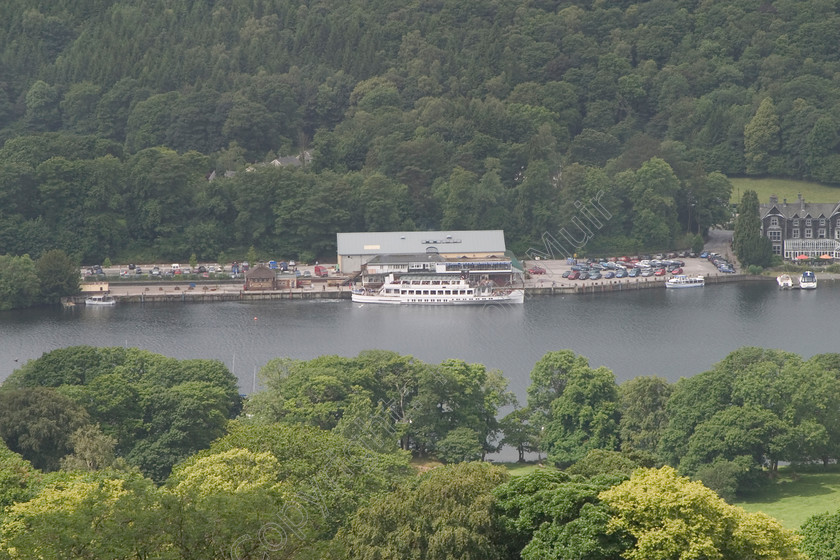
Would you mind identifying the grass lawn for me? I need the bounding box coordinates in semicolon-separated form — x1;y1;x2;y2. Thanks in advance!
734;469;840;529
730;177;840;204
496;461;547;476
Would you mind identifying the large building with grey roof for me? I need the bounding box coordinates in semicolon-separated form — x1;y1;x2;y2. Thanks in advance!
759;194;840;259
336;230;509;273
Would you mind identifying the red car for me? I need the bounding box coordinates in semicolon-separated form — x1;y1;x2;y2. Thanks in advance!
670;267;683;275
568;270;580;280
654;268;666;276
528;266;547;275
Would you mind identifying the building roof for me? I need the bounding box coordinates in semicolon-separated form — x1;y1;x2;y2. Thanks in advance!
365;253;447;265
337;230;506;256
760;194;840;220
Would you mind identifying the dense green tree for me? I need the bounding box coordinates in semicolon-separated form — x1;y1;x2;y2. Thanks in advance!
494;468;630;560
618;376;672;454
744;97;781;175
0;387;91;471
340;462;511;560
0;470;166;559
35;248;79;303
799;509;840;560
0;254;40;310
733;189;773;267
599;467;803;560
542;364;621;467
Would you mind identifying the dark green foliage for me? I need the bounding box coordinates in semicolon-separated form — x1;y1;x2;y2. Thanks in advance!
0;387;91;471
799;509;840;560
0;0;835;261
246;351;514;462
494;468;631;560
35;249;79;302
341;462;511;560
3;346;242;482
734;190;773;268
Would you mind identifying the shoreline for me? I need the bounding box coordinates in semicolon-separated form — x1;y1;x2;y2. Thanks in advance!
65;272;794;305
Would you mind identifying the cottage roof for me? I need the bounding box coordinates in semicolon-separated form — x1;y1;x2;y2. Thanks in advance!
246;265;276;279
337;230;506;256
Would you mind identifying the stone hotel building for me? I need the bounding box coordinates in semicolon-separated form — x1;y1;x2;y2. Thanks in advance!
759;194;840;260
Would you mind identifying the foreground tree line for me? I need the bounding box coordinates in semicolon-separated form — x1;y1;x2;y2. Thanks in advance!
1;345;840;558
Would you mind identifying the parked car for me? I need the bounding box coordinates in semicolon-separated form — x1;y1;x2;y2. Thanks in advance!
641;269;654;277
561;270;571;278
670;267;683;275
615;269;628;278
699;251;709;259
654;268;666;276
151;266;161;276
568;271;580;280
528;266;547;275
628;268;640;277
314;265;329;277
197;265;207;273
589;271;602;280
579;272;589;280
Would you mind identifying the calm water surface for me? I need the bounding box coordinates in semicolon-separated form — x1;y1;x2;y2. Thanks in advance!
1;281;838;401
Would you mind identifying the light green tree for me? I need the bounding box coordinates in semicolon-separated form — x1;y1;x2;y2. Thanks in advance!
599;466;803;560
744;97;781;175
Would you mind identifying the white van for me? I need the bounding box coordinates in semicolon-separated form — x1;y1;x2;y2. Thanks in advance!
171;264;181;270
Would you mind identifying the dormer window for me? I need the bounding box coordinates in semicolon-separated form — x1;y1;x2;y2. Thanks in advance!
806;219;812;226
770;217;779;227
793;219;799;226
820;218;826;226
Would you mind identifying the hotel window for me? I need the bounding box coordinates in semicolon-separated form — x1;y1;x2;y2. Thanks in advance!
819;228;826;238
793;229;800;238
836;229;840;240
769;231;781;241
806;219;812;226
793;219;799;226
806;228;813;238
773;245;782;255
821;219;826;226
770;217;779;227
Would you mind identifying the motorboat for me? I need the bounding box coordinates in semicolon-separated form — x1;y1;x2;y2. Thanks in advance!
799;271;817;290
85;294;116;305
665;275;705;288
776;274;793;289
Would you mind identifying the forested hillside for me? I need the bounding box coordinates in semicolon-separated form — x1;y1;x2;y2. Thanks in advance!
2;0;840;262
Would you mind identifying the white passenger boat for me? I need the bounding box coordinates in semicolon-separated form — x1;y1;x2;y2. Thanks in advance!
85;294;116;305
799;270;817;289
665;275;705;289
776;274;793;289
352;273;524;305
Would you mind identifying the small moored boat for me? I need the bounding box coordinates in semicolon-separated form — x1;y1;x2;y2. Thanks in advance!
85;294;116;305
799;270;817;290
665;275;705;289
776;274;793;289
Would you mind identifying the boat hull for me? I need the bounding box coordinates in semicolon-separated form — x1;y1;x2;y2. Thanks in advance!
665;275;705;288
352;289;525;305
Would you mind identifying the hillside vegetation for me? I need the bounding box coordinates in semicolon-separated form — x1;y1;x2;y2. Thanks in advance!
3;0;840;262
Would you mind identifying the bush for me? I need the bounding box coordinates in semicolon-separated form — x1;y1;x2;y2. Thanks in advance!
436;427;483;463
746;265;763;275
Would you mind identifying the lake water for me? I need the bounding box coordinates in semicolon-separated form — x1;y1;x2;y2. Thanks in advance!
2;280;838;403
